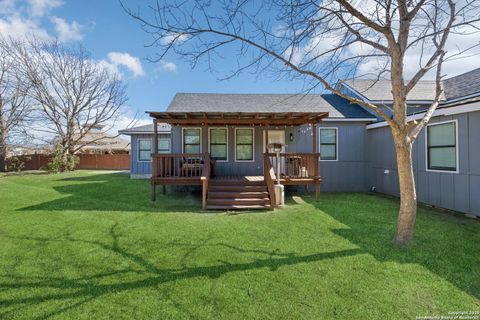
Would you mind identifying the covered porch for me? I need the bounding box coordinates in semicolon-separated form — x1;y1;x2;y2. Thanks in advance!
148;111;328;209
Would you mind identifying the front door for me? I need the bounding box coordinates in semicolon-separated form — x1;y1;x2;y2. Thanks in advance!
263;130;286;152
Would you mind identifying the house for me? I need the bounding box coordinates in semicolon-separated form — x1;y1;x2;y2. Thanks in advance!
74;124;130;154
120;68;480;216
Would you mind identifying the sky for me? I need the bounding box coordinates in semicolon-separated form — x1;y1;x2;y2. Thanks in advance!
1;0;480;133
0;0;308;131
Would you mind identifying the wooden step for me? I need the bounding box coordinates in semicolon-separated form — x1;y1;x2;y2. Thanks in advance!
208;191;269;198
210;179;265;186
205;204;271;210
209;185;267;192
207;198;270;206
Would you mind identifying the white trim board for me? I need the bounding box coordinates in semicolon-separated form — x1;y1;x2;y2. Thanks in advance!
366;101;480;130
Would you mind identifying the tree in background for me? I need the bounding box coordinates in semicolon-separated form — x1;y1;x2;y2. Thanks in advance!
125;0;480;245
0;38;33;172
13;40;128;171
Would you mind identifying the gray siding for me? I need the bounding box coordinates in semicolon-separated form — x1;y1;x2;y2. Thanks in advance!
366;110;480;217
171;122;369;192
130;133;171;177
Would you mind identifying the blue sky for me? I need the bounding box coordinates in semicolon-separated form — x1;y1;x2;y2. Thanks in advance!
0;0;308;129
2;0;480;131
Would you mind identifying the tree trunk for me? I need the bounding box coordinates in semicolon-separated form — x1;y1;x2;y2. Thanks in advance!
0;150;5;172
392;133;417;246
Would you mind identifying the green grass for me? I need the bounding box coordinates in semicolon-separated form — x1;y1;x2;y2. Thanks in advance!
0;171;478;319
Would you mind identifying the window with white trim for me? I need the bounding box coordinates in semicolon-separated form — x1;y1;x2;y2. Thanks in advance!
157;137;171;154
209;128;228;161
319;128;337;161
235;128;254;161
183;128;201;153
427;121;457;171
138;139;152;162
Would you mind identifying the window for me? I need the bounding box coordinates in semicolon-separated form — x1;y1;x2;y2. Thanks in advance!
138;138;152;162
209;128;228;161
157;137;171;154
427;121;457;172
319;128;337;161
235;128;254;161
183;128;201;153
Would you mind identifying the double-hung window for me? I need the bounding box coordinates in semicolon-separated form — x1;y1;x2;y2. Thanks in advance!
235;128;254;161
209;128;228;161
138;139;152;162
427;121;457;172
183;128;201;153
319;128;338;161
157;137;171;154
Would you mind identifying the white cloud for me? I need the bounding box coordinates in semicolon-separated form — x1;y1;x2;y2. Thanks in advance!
159;60;177;72
0;14;52;40
28;0;63;17
51;16;83;42
0;0;17;14
111;113;152;136
160;32;189;45
98;52;145;78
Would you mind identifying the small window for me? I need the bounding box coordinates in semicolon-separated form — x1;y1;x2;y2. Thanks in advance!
209;128;228;161
157;137;171;154
427;121;457;172
183;128;201;153
138;139;152;162
235;128;254;161
319;128;337;161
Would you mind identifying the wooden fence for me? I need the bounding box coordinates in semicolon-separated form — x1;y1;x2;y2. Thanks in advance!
8;154;130;171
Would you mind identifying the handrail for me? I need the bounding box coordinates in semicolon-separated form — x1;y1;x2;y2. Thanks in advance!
267;152;320;179
201;152;211;209
152;153;205;178
263;153;276;209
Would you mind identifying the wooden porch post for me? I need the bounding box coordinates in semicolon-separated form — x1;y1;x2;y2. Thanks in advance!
312;122;320;200
265;126;269;153
201;124;208;154
152;119;158;202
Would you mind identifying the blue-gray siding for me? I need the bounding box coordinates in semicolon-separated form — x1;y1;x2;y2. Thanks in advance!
366;110;480;217
130;133;171;177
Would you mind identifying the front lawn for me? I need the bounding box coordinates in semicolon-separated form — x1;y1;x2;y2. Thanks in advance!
0;171;478;319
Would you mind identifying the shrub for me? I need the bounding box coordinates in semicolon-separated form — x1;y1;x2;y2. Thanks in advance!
44;150;79;173
6;156;30;172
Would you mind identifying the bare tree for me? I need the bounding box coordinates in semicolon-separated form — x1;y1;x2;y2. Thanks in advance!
13;40;128;171
124;0;480;245
0;38;33;172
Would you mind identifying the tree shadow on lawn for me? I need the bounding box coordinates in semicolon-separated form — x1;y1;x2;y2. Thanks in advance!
17;172;204;213
305;193;480;300
0;221;360;319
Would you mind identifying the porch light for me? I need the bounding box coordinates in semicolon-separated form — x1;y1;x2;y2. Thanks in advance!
289;133;294;142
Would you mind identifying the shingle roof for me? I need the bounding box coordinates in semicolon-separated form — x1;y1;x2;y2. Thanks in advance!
344;80;445;102
320;94;376;118
166;93;371;118
443;68;480;101
119;123;171;135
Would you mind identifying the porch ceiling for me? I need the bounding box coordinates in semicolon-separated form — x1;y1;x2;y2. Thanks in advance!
147;111;329;125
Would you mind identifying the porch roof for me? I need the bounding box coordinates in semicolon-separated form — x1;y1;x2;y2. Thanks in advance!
147;111;329;125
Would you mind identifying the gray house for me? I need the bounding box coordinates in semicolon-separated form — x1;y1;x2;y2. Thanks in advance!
120;68;480;216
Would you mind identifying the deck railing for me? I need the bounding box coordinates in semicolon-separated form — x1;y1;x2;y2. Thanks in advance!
152;153;205;178
201;153;211;209
263;153;277;209
267;153;320;180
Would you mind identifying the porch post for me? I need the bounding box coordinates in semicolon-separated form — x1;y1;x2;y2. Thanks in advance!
311;122;320;200
265;126;269;153
202;124;208;154
152;119;158;202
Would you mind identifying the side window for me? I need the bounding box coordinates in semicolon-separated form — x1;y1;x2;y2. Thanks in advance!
183;128;201;153
138;139;152;162
319;128;337;161
158;137;171;154
427;121;457;172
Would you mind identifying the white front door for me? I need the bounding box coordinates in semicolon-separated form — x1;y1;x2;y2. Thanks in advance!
263;130;286;152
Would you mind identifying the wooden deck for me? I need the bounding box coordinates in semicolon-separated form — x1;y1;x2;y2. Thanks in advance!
151;152;321;209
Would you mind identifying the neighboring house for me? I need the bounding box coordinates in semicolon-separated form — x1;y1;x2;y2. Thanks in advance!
75;125;130;154
120;68;480;216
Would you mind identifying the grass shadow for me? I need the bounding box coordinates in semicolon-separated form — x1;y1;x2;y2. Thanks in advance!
305;193;480;300
0;221;360;319
17;172;203;213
